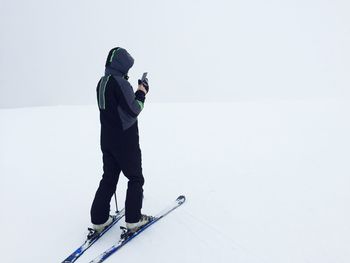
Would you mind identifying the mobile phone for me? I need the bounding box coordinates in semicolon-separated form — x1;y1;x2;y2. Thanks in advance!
141;72;148;81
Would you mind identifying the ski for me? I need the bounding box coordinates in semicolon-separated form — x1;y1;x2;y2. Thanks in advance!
89;195;186;263
62;208;125;263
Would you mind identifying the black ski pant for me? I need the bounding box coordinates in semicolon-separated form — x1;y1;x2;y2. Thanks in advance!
90;125;144;224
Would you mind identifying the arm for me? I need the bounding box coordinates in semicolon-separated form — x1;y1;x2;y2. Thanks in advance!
115;78;146;118
135;89;146;111
135;83;148;110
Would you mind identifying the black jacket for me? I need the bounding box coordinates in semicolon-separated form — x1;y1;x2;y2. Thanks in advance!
96;48;145;149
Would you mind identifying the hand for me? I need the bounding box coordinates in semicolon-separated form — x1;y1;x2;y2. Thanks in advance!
137;83;147;94
138;78;149;93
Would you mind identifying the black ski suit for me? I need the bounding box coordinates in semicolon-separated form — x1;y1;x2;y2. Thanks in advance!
90;47;146;224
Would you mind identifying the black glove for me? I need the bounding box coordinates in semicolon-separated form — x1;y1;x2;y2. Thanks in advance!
138;78;149;93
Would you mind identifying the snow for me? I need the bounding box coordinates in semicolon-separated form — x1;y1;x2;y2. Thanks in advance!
0;100;349;262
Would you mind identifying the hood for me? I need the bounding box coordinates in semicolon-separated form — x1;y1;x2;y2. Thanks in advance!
104;47;134;77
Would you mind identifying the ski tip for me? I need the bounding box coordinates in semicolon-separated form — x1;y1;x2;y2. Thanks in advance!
176;195;186;204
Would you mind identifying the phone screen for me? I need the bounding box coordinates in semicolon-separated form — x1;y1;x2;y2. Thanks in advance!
141;72;148;81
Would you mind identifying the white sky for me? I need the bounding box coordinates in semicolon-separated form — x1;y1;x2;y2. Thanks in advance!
1;0;350;108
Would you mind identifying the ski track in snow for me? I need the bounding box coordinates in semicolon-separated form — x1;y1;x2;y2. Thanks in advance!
0;100;349;263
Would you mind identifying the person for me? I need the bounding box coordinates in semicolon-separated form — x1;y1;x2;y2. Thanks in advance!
90;47;151;234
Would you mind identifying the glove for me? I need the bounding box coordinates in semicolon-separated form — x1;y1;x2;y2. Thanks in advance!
138;78;149;93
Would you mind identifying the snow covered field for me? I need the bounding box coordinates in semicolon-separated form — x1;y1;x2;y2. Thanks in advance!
0;100;349;263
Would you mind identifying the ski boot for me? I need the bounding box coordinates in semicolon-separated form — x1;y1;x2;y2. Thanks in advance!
126;214;154;233
120;214;154;240
87;216;114;239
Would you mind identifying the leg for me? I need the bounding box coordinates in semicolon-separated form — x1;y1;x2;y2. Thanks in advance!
90;150;121;224
116;130;144;223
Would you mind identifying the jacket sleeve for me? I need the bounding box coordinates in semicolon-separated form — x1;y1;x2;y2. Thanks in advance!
96;78;103;110
115;78;146;118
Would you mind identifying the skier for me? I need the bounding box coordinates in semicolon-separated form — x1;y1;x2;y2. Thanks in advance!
90;47;151;235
